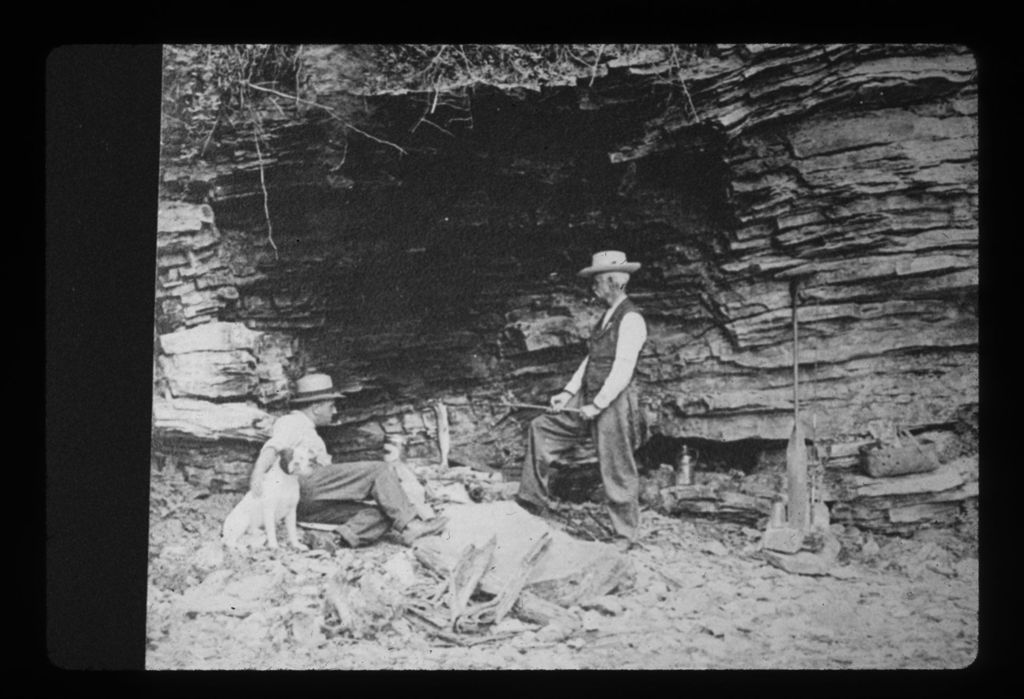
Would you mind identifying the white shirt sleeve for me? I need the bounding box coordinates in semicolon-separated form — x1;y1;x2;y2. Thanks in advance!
563;357;589;395
592;312;647;409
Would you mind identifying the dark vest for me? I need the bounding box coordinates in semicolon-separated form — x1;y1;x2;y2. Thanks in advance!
583;297;645;398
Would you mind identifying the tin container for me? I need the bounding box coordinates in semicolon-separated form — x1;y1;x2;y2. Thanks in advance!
675;446;695;485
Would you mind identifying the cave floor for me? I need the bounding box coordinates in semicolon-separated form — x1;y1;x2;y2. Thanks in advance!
145;463;978;670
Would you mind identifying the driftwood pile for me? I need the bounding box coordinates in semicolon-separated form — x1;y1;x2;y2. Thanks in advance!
400;533;574;645
375;501;634;646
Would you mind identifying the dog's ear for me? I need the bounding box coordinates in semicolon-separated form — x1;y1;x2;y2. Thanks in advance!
278;448;294;473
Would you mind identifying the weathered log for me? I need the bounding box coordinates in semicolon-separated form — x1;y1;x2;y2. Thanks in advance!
487;532;551;624
447;536;498;626
458;532;554;632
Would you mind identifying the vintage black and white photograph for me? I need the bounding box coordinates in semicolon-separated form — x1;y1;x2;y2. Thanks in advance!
144;44;979;670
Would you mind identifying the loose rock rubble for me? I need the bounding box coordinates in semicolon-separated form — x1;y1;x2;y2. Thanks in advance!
146;458;978;669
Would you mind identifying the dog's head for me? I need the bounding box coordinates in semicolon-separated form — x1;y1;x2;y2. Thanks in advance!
278;446;315;476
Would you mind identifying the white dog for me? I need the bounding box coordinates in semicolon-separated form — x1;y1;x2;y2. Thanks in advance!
222;446;314;550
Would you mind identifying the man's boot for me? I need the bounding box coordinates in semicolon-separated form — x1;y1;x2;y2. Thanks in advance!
399;516;449;546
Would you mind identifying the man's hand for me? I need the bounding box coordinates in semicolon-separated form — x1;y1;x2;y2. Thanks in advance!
549;391;573;412
579;404;601;420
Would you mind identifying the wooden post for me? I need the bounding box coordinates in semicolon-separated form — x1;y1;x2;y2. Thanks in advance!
786;278;810;530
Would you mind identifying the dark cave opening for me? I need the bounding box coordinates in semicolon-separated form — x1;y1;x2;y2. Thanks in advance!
214;83;734;421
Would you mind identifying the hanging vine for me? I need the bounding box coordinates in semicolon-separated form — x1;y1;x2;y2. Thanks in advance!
161;44;710;253
161;44;407;255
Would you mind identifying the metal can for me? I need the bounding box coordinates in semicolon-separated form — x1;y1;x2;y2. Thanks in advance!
676;447;693;485
770;501;787;527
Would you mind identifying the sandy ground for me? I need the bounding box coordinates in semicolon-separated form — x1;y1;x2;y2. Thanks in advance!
144;465;978;670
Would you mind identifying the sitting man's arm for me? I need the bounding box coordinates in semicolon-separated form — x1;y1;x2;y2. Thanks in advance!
249;444;278;497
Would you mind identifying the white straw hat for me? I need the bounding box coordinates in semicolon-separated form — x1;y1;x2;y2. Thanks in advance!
290;373;346;404
578;250;641;277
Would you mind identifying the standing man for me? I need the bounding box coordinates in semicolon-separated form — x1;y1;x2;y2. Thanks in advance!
249;373;448;547
516;251;648;551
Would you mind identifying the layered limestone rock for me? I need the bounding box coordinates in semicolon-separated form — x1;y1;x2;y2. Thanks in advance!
155;320;298;405
155;202;241;331
153;44;978;484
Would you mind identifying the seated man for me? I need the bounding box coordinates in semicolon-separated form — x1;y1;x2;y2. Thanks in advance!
248;373;447;547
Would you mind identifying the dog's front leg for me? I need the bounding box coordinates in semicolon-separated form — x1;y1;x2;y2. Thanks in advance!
262;501;280;549
285;507;307;550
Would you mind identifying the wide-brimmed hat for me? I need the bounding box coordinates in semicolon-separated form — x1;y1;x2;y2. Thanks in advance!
290;373;345;404
578;250;641;277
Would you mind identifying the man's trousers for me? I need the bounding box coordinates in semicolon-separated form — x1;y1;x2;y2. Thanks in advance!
516;388;642;541
296;461;418;547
